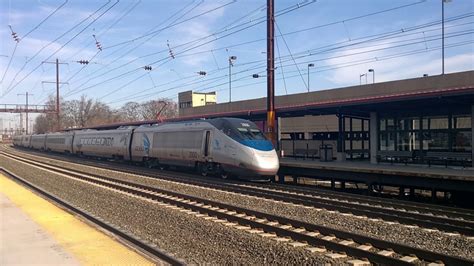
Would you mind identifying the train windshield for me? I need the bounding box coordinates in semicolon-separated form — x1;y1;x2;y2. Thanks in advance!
236;127;266;140
209;118;273;151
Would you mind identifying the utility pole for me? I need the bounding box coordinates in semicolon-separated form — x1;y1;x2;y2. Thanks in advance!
56;58;60;130
441;0;451;74
266;0;276;146
42;59;68;131
17;92;33;134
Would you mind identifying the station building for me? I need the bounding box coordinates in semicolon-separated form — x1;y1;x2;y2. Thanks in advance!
178;71;474;168
178;90;217;112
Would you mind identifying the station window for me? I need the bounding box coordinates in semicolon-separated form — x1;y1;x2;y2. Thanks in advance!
379;113;472;153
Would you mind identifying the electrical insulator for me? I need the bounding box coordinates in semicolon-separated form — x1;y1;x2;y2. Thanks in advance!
198;71;207;76
93;34;102;51
96;41;102;51
167;40;175;59
144;66;152;71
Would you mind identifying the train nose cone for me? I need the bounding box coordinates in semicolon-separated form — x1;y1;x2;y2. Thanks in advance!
253;150;280;175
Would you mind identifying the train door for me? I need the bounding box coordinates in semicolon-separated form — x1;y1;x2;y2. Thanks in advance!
204;130;211;159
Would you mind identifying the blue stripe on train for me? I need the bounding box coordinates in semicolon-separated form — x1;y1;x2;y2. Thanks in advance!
240;140;274;151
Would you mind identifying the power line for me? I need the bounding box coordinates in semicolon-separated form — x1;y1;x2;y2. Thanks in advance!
67;1;315;97
3;0;120;98
75;0;430;99
275;34;287;95
104;0;237;49
65;0;204;94
22;0;69;39
188;39;474;98
274;20;307;90
1;1;113;98
120;29;474;104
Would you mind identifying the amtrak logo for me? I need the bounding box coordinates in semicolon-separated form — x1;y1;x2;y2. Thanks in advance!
213;139;221;150
143;135;150;155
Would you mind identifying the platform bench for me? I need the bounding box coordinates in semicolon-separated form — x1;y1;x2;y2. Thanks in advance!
293;148;319;160
376;150;413;165
425;152;472;168
346;149;369;160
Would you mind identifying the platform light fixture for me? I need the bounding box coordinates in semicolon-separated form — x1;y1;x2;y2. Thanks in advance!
368;69;375;84
359;73;367;85
442;0;452;75
307;63;315;92
228;55;237;102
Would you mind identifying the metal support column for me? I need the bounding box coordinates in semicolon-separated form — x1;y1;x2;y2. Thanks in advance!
337;114;345;161
370;112;378;164
56;58;60;131
472;105;474;167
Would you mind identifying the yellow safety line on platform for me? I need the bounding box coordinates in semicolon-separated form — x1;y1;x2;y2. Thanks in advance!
0;174;154;265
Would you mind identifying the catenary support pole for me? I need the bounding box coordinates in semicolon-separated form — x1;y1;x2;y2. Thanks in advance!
266;0;276;146
56;58;60;131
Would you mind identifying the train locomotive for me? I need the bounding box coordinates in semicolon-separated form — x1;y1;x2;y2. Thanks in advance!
12;118;280;179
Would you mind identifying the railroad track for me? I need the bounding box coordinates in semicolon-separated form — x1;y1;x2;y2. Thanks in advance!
0;167;184;266
3;147;474;237
2;151;473;265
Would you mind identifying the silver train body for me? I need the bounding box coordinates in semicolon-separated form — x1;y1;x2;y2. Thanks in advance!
12;118;279;179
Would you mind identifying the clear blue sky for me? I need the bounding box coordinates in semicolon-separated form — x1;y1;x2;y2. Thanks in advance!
1;0;473;129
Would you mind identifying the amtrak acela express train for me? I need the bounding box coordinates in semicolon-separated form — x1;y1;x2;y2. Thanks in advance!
13;118;280;179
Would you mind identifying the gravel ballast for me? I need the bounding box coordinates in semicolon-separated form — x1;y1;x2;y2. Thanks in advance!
4;147;474;260
1;152;343;265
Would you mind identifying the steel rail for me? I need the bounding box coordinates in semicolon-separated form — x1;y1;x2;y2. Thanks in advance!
4;147;473;236
0;167;184;266
260;182;474;220
3;153;473;266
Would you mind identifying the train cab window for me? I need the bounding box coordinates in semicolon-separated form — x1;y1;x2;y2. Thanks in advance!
210;118;268;142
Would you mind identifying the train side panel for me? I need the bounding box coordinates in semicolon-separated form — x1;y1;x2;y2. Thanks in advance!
151;129;205;167
12;135;22;146
45;132;74;153
30;134;47;150
73;129;133;159
21;135;32;148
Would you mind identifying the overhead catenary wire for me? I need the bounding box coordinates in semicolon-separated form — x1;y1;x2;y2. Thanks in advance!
1;0;68;85
107;29;474;104
183;39;474;100
108;16;474;105
65;0;206;94
104;0;237;49
1;0;114;98
274;20;307;90
22;0;69;39
66;0;315;97
275;34;288;95
95;0;201;70
67;0;433;101
56;10;472;103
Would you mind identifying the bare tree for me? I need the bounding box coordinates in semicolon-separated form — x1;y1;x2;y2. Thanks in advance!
33;96;178;133
119;101;141;121
140;99;177;120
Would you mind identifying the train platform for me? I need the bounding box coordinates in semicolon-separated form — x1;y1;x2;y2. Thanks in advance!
278;158;474;193
0;173;154;265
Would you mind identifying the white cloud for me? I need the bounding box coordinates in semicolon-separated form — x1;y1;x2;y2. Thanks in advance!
322;38;473;87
